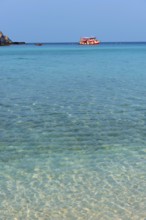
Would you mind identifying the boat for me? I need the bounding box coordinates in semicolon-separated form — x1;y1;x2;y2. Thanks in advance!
35;43;43;46
79;37;100;45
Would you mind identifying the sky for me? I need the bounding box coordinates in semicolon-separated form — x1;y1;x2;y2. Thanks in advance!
1;0;146;43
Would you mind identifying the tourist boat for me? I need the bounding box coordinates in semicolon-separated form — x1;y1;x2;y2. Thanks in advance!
79;37;100;45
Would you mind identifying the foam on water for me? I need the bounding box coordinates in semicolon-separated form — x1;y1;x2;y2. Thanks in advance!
0;43;146;219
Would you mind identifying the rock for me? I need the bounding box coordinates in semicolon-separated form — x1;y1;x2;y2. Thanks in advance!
0;31;12;46
0;31;26;46
13;42;26;45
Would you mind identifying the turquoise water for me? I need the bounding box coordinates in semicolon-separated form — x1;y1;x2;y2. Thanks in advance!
0;43;146;219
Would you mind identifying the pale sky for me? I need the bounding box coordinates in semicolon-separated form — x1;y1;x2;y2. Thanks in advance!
1;0;146;42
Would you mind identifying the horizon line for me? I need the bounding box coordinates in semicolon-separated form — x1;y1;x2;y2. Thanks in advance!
25;41;146;44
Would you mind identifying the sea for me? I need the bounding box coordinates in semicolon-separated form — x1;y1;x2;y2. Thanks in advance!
0;43;146;220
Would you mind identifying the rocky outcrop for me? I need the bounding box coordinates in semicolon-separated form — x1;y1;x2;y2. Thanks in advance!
13;41;26;45
0;31;25;46
0;31;12;46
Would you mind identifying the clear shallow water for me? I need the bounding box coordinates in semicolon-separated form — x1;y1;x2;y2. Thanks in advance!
0;43;146;219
